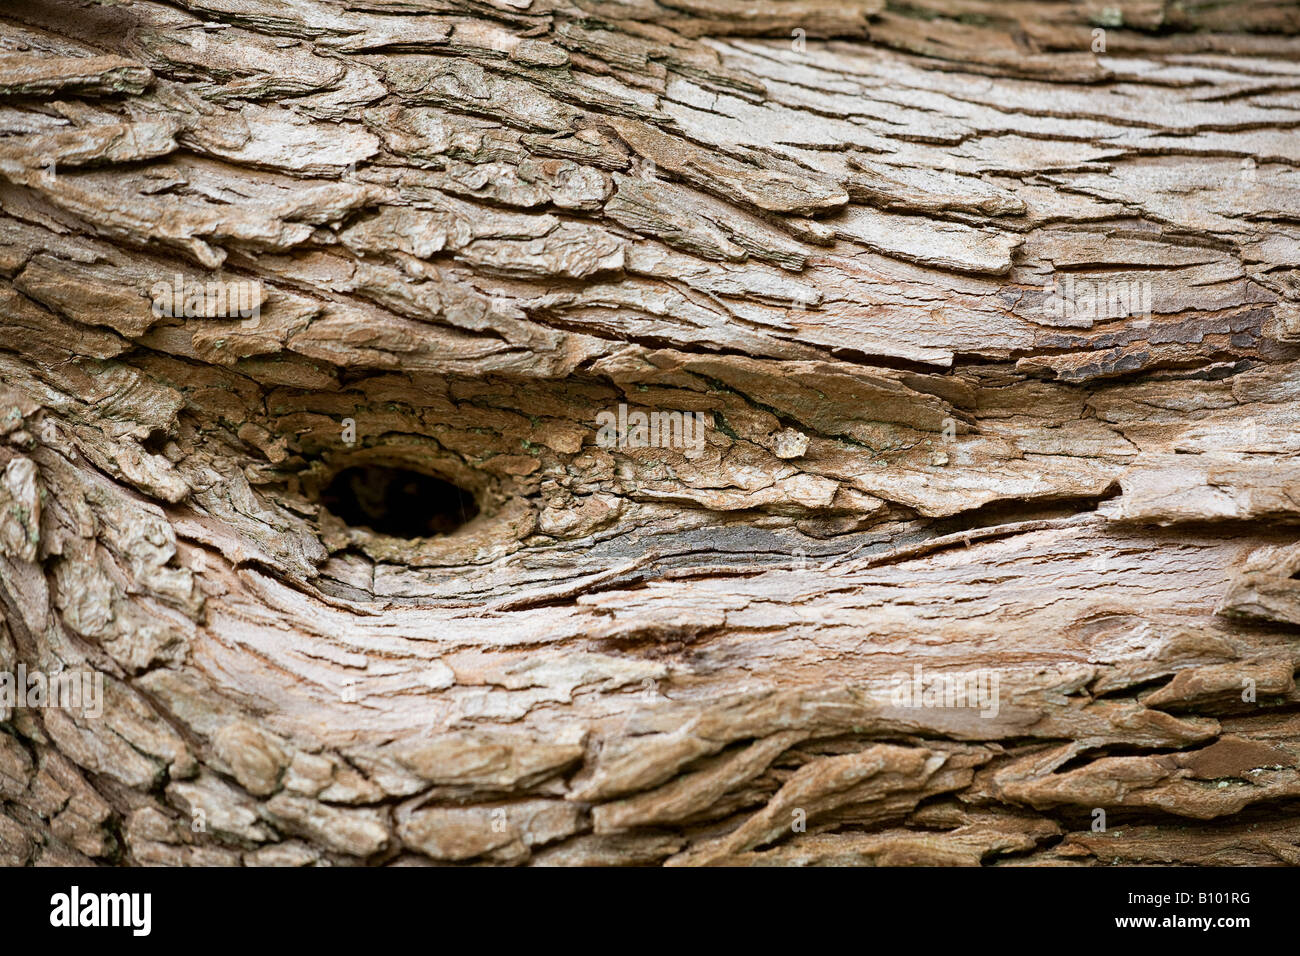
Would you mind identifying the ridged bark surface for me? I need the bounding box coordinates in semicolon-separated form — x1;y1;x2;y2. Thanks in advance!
1;0;1299;866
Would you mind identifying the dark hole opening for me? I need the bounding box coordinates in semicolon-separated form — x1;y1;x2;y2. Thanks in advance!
142;428;170;455
319;465;479;539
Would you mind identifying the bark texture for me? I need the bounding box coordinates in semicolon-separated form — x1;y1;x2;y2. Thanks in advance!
1;0;1299;866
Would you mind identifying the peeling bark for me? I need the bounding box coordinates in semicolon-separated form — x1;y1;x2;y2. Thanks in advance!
1;0;1299;867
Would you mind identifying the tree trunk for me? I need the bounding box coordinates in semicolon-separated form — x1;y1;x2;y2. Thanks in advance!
1;0;1299;866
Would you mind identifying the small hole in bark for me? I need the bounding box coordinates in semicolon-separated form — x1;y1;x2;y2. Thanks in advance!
142;428;169;455
319;465;479;538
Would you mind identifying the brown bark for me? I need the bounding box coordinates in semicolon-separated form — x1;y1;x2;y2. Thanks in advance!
0;0;1299;866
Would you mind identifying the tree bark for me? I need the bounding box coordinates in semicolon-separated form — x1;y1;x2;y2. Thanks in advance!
1;0;1299;866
